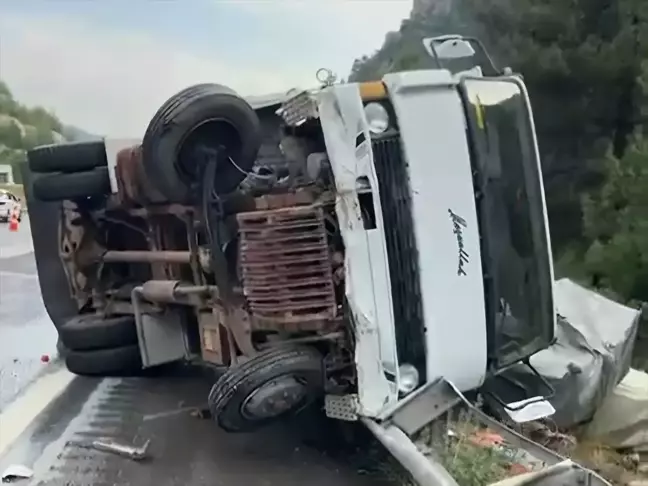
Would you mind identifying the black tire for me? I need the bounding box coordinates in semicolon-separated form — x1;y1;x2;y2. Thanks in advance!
32;167;111;202
208;346;324;433
65;345;142;377
28;141;108;174
142;83;261;203
56;336;68;358
59;314;138;351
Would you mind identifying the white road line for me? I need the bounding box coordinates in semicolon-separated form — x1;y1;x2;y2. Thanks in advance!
0;271;38;280
0;367;75;457
0;248;35;260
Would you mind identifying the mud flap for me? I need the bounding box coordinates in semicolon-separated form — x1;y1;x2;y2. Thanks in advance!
362;379;613;486
135;311;188;368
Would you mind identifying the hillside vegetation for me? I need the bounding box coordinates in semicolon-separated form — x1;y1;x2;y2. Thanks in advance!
350;0;648;312
0;81;96;184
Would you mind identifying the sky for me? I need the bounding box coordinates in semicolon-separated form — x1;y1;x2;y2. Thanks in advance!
0;1;412;138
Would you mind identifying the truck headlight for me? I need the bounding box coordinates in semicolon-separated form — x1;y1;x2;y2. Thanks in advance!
398;363;420;395
364;102;390;134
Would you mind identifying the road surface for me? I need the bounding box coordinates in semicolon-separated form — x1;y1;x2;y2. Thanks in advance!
0;218;57;411
0;217;399;486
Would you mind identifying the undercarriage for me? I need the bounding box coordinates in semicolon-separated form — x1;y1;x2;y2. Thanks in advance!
30;83;358;431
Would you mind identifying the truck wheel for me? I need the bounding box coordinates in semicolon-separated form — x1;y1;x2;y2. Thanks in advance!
28;141;108;173
59;314;138;351
65;345;142;377
142;83;261;203
56;336;68;358
33;167;111;202
207;346;324;433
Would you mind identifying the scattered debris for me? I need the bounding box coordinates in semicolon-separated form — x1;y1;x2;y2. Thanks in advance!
468;429;505;447
91;438;150;461
518;420;577;456
423;413;539;486
143;405;204;422
621;453;641;471
190;407;212;419
1;464;33;483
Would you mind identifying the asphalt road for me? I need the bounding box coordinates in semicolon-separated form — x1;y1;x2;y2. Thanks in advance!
0;217;58;411
0;217;399;486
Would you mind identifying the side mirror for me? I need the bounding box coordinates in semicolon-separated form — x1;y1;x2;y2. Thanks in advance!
432;38;476;60
422;35;502;76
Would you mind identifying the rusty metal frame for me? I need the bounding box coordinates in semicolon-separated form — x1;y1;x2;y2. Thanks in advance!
58;200;106;310
237;203;338;332
101;250;192;264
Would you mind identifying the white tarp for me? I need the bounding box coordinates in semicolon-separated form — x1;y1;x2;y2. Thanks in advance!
583;368;648;451
506;279;641;428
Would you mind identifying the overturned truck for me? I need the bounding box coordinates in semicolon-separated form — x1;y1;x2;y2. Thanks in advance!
24;36;611;485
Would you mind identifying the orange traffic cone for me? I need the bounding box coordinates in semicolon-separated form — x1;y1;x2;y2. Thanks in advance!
9;212;19;232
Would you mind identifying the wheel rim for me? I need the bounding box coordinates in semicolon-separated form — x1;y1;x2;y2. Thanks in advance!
175;118;242;186
240;375;308;421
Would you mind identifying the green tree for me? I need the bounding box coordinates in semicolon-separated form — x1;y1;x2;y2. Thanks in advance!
580;139;648;301
0;79;65;176
0;119;24;149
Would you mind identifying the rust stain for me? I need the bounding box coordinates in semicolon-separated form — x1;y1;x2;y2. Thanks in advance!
114;144;144;205
114;144;166;205
237;202;337;331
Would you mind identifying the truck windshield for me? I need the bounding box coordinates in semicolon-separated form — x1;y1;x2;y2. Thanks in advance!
460;77;554;369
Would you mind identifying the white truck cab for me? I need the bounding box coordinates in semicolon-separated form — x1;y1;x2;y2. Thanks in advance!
275;36;555;420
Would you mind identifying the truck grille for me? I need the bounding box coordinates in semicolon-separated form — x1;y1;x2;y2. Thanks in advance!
237;205;337;331
372;135;426;379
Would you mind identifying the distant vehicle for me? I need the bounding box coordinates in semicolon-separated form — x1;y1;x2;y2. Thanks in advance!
0;190;22;222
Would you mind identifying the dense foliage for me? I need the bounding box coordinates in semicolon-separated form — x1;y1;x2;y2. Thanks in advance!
0;81;66;184
0;81;96;184
350;0;648;305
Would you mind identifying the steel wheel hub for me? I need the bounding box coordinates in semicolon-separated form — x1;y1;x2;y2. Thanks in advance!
241;375;307;421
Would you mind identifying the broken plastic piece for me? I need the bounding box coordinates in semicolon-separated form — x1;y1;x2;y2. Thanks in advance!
468;429;505;447
1;464;34;483
502;397;556;423
91;438;150;461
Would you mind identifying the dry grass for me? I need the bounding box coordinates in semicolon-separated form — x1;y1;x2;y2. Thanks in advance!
331;408;646;486
368;401;648;486
417;410;515;486
571;440;646;485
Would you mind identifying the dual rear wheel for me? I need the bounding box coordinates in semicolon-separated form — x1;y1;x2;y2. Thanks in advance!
57;314;142;376
28;83;261;204
28;140;113;202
